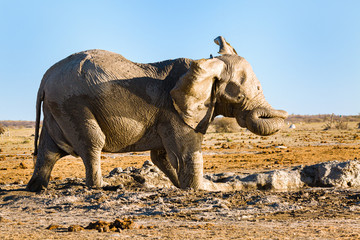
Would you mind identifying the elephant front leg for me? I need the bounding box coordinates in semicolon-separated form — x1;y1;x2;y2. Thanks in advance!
175;151;204;190
177;152;243;191
159;127;205;190
162;148;241;191
150;150;180;188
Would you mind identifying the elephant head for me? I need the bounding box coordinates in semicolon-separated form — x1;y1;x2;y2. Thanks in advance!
171;36;288;135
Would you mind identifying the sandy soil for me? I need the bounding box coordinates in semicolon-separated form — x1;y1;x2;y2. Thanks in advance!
0;122;360;239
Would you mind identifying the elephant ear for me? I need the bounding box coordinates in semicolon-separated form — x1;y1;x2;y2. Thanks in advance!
214;36;238;55
170;58;225;133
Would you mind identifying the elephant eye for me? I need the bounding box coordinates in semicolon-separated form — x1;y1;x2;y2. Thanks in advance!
237;94;245;100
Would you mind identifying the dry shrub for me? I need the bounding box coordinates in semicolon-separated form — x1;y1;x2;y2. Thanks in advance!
210;117;241;133
0;124;5;135
335;121;348;130
323;114;349;130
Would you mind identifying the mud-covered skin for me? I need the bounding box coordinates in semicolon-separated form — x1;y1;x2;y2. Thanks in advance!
27;36;287;192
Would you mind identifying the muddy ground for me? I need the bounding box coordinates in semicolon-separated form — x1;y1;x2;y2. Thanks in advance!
0;122;360;239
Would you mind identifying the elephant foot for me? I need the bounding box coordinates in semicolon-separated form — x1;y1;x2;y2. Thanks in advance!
26;176;48;192
85;177;106;189
90;180;109;189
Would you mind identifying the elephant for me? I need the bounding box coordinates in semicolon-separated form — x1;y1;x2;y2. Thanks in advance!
27;36;288;192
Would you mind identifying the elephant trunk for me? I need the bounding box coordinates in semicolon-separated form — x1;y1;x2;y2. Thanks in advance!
244;107;288;136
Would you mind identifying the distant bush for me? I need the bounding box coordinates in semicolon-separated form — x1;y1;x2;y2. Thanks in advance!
335;121;348;130
0;121;35;129
323;114;349;130
0;124;5;135
210;117;241;133
288;114;360;124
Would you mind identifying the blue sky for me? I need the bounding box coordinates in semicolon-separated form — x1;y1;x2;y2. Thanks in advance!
1;0;359;120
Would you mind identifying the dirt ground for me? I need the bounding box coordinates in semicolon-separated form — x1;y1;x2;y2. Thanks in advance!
0;122;360;239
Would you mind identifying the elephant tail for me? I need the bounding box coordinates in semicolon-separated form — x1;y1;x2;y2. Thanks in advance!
33;86;44;165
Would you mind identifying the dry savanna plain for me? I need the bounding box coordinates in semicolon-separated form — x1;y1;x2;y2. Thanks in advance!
0;115;360;239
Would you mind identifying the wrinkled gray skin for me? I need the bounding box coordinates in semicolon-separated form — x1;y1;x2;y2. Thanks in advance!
27;36;288;192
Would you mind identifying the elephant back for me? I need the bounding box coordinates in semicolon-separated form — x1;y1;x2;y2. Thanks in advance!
40;49;152;99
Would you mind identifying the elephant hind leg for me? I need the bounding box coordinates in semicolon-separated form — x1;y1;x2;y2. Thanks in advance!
27;127;67;192
49;104;106;189
151;150;180;188
63;118;106;189
79;149;104;188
